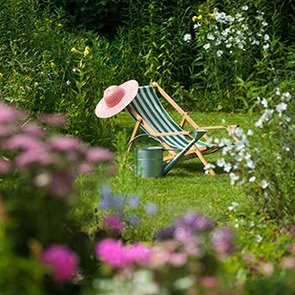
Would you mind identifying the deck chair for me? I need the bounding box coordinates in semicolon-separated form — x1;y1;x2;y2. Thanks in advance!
126;82;238;176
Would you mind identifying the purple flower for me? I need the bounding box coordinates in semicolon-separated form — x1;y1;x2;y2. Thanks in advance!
86;148;114;163
128;196;139;208
5;134;44;151
128;214;140;227
38;113;68;127
103;215;123;232
21;123;46;137
41;244;79;284
49;136;84;152
15;149;53;168
0;157;11;174
48;169;74;198
0;103;26;124
211;228;236;255
144;203;157;215
177;212;215;232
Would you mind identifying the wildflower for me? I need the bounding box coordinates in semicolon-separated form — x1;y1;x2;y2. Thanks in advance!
57;23;63;27
41;244;79;284
261;180;269;189
192;16;197;22
276;102;287;113
249;176;256;182
128;196;139;208
207;33;215;40
145;203;157;215
39;113;68;127
34;82;39;87
49;136;82;152
255;234;263;243
203;43;211;50
212;228;236;255
262;21;268;26
241;5;249;11
83;46;90;56
86;148;114;163
216;50;223;57
66;80;71;86
70;47;78;53
103;215;123;232
48;169;74;198
263;43;269;50
213;8;219;12
208;13;215;18
204;163;215;174
264;34;270;41
197;15;203;21
229;172;239;185
183;33;191;42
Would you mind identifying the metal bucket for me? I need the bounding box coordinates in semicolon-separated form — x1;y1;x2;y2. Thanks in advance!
135;146;163;178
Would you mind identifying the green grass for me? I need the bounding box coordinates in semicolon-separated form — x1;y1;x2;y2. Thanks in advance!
76;110;257;238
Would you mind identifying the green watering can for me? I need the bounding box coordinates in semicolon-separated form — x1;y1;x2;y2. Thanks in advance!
135;130;207;178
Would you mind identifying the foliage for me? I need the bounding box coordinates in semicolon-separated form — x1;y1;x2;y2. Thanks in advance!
215;86;294;224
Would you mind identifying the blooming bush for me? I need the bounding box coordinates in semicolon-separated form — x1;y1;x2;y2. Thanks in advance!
0;102;114;292
184;3;273;110
215;88;294;223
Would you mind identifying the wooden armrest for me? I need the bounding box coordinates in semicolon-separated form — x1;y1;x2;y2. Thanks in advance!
199;125;238;130
154;131;190;137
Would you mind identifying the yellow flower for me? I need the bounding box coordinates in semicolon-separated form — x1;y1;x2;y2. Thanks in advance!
192;16;197;22
34;82;39;87
198;9;202;13
83;46;90;56
213;7;219;12
208;13;215;18
58;23;63;27
197;15;203;21
71;47;78;53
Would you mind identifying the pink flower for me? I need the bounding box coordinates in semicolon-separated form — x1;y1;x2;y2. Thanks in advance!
103;215;123;232
5;134;44;151
48;169;74;198
15;149;53;168
0;157;11;174
49;136;84;152
95;239;150;268
95;238;126;267
125;243;151;265
86;148;114;163
0;103;26;123
41;244;79;284
39;113;68;127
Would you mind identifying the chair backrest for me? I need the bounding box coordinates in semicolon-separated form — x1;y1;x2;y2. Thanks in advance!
128;85;208;150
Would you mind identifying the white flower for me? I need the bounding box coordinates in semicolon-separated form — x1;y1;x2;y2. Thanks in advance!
261;97;268;108
252;40;260;45
193;23;201;29
224;162;232;173
281;92;292;101
66;80;71;85
241;5;249;11
216;50;223;57
276;103;287;112
204;163;216;174
264;34;270;41
247;129;254;136
203;43;211;50
261;180;269;189
207;33;215;40
217;158;226;167
262;21;268;26
183;33;191;42
255;234;263;243
249;176;256;182
229;172;239;185
263;43;270;50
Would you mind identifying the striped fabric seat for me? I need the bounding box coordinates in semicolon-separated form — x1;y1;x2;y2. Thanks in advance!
128;85;217;154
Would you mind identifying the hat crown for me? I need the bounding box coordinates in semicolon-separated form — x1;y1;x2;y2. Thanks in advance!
104;86;125;108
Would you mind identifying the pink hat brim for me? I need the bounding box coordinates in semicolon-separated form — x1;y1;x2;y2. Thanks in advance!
95;80;139;118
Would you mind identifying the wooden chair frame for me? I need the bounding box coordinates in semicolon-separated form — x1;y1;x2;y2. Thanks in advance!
126;82;239;176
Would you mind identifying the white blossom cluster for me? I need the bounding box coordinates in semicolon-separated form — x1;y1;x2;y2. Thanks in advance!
209;90;293;190
189;7;270;57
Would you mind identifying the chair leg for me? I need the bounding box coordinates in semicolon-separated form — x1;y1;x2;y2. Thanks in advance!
194;149;216;176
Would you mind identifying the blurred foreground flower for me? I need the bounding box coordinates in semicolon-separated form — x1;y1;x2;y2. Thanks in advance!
41;244;79;284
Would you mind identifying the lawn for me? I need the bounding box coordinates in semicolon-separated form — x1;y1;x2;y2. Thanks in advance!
76;110;257;238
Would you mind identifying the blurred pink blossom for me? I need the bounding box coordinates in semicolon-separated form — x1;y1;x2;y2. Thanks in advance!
38;113;68;127
41;244;79;284
0;103;26;123
5;134;44;151
0;157;11;174
15;149;53;168
86;148;114;163
103;215;123;232
48;169;74;198
95;238;150;268
49;136;84;152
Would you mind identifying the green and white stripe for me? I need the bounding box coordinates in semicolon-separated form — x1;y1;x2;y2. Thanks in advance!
128;85;216;153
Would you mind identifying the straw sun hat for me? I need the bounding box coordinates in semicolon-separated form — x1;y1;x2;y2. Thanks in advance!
95;80;139;118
